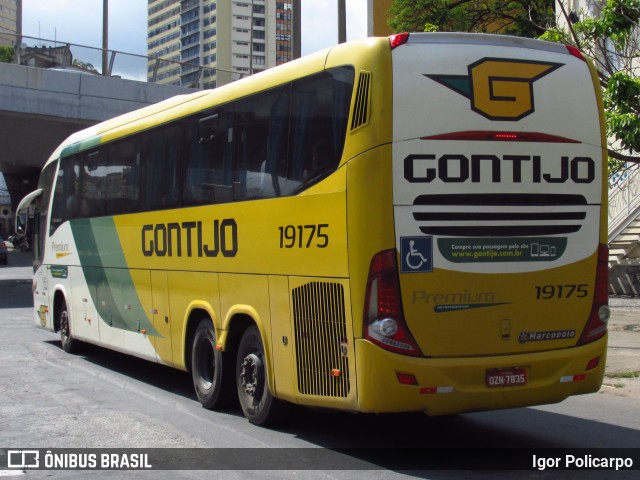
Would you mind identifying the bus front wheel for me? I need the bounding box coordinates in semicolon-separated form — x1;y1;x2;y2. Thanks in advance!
58;299;78;354
236;325;281;426
191;318;234;409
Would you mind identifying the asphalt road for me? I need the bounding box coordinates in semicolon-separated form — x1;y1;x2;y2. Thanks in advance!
1;251;639;479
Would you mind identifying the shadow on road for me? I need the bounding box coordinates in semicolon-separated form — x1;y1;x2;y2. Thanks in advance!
47;335;640;476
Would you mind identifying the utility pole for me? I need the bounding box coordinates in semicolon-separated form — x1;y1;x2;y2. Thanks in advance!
15;0;22;64
292;0;301;59
338;0;346;43
102;0;108;75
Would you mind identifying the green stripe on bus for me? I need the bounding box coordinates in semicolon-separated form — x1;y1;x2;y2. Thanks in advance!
60;136;102;159
70;217;159;337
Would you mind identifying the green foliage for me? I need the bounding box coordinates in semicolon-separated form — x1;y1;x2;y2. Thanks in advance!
548;0;640;175
537;28;569;43
388;0;555;38
598;0;640;44
0;45;14;63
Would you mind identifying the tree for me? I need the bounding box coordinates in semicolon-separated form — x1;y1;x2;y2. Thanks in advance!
539;0;640;180
388;0;640;180
388;0;555;37
0;45;14;63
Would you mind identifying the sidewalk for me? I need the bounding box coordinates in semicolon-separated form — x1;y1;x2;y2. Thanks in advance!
603;296;640;399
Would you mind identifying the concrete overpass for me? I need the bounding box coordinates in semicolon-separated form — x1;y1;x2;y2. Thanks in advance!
0;62;197;215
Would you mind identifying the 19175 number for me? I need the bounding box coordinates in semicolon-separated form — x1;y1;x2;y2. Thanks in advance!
279;224;329;249
534;284;588;300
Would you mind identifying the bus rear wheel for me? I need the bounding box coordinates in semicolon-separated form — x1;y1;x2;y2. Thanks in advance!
191;318;234;409
58;299;78;354
236;325;282;426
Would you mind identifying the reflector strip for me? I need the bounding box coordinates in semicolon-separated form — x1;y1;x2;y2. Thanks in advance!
420;131;580;143
396;373;418;385
420;386;454;395
560;374;586;383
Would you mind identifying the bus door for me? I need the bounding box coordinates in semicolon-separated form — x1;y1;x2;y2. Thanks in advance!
151;270;173;366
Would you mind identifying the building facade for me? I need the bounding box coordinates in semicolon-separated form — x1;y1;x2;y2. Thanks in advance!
0;0;20;48
147;0;300;89
367;0;392;37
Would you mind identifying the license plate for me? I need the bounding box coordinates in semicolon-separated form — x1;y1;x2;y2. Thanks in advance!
486;367;527;387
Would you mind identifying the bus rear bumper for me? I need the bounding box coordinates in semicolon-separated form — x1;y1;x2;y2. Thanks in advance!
354;335;607;416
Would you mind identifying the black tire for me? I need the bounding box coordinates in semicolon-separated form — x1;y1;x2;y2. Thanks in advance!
236;325;282;426
58;299;78;354
191;318;235;409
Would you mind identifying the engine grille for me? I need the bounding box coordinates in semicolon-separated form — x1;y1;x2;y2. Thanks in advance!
412;193;587;237
292;282;350;398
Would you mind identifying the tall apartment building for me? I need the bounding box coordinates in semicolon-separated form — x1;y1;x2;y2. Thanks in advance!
148;0;300;89
0;0;20;48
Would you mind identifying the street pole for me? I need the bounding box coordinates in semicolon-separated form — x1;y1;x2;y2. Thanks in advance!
338;0;346;43
102;0;108;75
292;0;301;59
15;0;22;64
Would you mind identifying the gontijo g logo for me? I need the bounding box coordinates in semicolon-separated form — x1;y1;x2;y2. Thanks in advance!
427;58;562;121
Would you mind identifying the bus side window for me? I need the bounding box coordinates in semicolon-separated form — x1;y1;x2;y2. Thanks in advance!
263;89;290;197
184;108;235;206
142;124;182;210
79;151;106;218
50;155;81;233
234;86;290;200
35;161;57;258
104;139;140;215
287;66;354;195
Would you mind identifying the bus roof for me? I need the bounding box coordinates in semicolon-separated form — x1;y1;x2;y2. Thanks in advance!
43;33;572;169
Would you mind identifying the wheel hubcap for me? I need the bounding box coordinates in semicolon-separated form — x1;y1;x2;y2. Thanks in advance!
240;353;263;398
60;311;69;338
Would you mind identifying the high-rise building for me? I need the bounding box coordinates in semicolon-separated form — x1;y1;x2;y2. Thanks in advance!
0;0;20;48
147;0;300;89
367;0;392;37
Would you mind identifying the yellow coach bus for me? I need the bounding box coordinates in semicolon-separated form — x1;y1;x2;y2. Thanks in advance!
17;33;609;425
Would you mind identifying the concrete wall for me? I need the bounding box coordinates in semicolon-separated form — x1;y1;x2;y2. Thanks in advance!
0;62;195;124
0;62;197;213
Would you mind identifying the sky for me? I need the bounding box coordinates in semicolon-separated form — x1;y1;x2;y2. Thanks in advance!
21;0;369;59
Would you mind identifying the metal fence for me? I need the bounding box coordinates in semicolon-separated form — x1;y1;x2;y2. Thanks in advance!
608;164;640;242
3;34;244;88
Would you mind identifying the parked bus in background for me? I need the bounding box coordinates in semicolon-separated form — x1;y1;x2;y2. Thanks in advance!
17;33;609;425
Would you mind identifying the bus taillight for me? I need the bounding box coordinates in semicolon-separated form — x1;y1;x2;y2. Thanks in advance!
578;244;610;345
566;44;586;62
364;249;423;357
389;33;410;49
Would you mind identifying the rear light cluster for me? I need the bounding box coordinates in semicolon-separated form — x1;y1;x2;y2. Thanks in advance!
566;44;586;62
578;244;610;345
389;33;410;49
363;250;423;357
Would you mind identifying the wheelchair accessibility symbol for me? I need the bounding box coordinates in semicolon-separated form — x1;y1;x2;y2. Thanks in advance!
400;236;433;273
